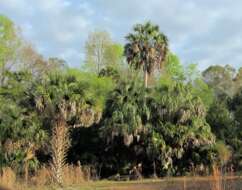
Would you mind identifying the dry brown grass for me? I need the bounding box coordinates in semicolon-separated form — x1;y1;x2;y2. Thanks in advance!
30;166;52;187
1;164;241;190
30;164;86;187
182;176;186;190
62;164;85;185
0;164;87;190
0;167;16;189
211;165;222;190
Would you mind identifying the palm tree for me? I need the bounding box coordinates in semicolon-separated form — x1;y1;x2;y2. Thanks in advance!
124;22;169;88
101;79;149;146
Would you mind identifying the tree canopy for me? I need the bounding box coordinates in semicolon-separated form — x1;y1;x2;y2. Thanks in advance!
1;17;242;180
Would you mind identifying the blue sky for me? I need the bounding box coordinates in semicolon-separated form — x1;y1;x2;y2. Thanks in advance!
0;0;241;70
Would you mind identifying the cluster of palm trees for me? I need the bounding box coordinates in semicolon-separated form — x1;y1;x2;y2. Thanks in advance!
1;20;242;183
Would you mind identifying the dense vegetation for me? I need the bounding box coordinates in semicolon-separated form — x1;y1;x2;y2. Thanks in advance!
1;15;242;182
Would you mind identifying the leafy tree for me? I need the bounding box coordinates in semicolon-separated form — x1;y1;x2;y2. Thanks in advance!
163;53;185;81
207;100;235;142
101;79;149;147
185;64;200;83
2;16;242;180
124;21;169;87
0;71;47;178
234;67;242;94
0;15;21;85
26;69;115;170
101;78;215;176
84;31;123;74
30;69;114;129
202;65;239;97
47;57;67;70
104;43;124;68
208;90;242;171
160;61;214;108
232;90;242;125
0;16;61;83
146;82;215;175
214;141;231;170
0;68;114;177
190;79;214;108
229;90;242;170
20;43;66;77
98;66;120;81
99;78;150;176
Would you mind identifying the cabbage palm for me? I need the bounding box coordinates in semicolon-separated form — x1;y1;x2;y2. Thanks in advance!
0;71;46;177
146;83;215;174
29;70;114;184
31;70;114;129
101;79;149;146
124;22;169;87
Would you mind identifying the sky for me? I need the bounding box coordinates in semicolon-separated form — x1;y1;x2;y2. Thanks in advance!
0;0;242;70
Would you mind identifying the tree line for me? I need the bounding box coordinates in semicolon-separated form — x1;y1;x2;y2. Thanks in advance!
1;15;242;180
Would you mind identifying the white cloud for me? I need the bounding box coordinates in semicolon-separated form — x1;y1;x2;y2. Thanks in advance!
0;0;242;69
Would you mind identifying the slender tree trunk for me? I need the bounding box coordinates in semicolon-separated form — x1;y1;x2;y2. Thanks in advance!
24;162;29;183
153;160;157;178
144;69;148;88
0;69;5;87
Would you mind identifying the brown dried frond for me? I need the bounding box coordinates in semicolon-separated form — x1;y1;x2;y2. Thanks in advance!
50;117;69;186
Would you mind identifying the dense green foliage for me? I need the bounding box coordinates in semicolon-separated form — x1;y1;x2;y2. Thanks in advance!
1;16;242;179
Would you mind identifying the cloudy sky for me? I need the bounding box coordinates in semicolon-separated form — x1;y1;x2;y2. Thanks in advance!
0;0;241;70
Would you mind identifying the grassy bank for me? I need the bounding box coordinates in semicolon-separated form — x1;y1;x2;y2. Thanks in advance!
20;176;242;190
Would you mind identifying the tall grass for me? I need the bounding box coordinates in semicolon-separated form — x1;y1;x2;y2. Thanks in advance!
0;118;89;189
0;167;16;189
30;166;52;186
0;164;86;190
211;165;222;190
182;176;186;190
